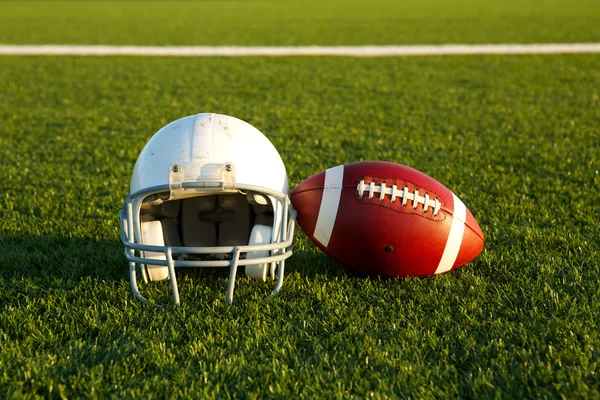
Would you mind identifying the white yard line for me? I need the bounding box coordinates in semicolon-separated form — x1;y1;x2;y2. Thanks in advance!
1;44;600;57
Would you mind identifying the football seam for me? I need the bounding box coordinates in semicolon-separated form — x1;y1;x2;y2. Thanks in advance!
293;181;484;241
444;206;485;243
352;175;448;221
292;179;446;202
465;219;485;242
354;175;448;206
353;197;448;223
290;187;328;196
353;175;484;242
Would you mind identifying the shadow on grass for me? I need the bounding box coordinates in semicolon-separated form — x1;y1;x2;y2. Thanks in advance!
0;233;361;284
0;234;125;282
0;231;407;311
284;248;372;281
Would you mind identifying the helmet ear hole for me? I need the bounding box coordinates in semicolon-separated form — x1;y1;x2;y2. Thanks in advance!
245;224;273;281
247;192;271;215
141;220;170;281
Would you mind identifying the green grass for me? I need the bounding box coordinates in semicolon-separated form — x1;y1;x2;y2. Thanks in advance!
0;54;598;398
1;0;599;46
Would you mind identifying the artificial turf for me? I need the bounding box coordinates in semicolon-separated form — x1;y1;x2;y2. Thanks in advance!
0;54;598;398
1;0;599;46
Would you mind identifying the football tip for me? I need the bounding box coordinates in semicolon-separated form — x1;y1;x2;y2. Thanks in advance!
453;206;485;269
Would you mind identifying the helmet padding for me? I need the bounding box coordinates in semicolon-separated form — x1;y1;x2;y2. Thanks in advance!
139;193;276;282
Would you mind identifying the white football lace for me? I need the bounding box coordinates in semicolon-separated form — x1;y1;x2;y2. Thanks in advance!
357;180;442;216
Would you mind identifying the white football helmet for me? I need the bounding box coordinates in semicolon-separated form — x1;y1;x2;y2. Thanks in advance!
120;113;296;304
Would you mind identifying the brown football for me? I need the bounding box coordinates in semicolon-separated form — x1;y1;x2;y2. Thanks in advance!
290;161;484;277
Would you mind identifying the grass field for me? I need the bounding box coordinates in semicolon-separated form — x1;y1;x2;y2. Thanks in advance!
1;1;599;398
1;0;600;46
2;55;599;398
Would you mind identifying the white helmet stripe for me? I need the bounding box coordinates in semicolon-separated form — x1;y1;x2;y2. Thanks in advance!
435;193;466;274
313;165;344;247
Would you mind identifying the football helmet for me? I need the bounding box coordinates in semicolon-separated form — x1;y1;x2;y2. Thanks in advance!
120;113;296;304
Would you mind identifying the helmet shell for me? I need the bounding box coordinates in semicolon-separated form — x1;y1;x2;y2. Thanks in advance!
130;113;289;195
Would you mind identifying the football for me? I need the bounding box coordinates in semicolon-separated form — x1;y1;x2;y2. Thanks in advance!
290;161;484;277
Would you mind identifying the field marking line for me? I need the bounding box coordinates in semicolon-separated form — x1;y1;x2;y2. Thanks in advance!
1;44;600;56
